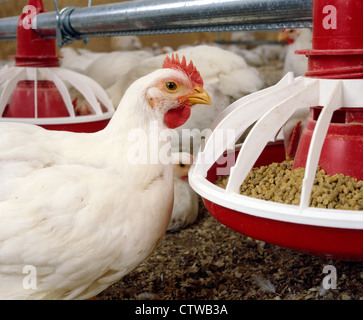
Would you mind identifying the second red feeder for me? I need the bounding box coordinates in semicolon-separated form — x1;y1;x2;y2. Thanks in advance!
0;0;114;133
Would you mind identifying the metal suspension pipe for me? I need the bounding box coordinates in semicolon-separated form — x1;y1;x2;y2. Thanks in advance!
0;0;313;44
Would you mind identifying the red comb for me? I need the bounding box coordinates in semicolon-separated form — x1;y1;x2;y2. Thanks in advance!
162;53;203;86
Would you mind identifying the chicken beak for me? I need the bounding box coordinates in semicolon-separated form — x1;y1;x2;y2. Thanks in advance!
278;32;287;42
184;86;211;106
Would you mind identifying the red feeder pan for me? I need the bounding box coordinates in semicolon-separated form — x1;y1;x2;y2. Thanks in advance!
190;135;363;261
0;0;114;133
203;144;363;261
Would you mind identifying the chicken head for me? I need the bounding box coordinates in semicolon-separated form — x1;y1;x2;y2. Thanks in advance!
147;54;211;129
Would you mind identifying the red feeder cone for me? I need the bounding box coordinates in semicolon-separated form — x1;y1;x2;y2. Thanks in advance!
294;0;363;180
303;0;363;79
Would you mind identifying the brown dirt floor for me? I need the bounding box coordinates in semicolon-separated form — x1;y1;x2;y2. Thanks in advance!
97;198;363;300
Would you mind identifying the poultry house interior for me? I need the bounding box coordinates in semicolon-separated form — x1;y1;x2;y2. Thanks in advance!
0;0;362;303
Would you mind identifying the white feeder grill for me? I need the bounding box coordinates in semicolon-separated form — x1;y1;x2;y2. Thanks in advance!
189;73;363;231
0;64;114;125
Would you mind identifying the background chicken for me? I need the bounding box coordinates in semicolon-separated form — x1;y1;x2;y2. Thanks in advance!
0;54;210;299
168;152;199;232
60;47;106;74
110;35;143;51
85;50;154;91
60;47;154;116
223;31;286;68
279;28;312;76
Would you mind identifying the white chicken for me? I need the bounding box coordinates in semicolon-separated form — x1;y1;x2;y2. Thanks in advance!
224;31;286;67
226;45;265;67
279;28;312;76
59;47;105;74
105;45;264;155
167;152;199;232
85;50;153;90
0;54;211;300
110;35;143;51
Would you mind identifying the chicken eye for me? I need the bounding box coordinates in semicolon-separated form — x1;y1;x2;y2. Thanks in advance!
165;82;178;91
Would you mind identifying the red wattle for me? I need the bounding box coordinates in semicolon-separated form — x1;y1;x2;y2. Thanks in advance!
164;105;191;129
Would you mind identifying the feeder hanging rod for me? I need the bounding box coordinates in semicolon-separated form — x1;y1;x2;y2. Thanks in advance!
0;0;313;45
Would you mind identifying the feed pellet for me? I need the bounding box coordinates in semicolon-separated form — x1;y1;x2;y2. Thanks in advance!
215;161;363;210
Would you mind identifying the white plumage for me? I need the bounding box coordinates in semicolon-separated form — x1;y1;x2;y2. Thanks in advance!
0;57;210;300
226;45;265;67
167;152;199;232
110;35;143;51
85;50;154;91
60;47;105;74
